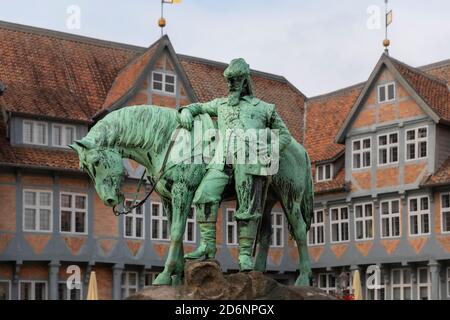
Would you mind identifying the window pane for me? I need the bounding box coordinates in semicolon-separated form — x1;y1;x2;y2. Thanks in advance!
420;197;429;211
40;192;51;206
392;200;399;213
24;209;36;230
162;220;169;239
387;84;395;100
125;217;133;237
61;211;72;232
153;82;163;91
0;282;9;300
355;205;362;218
65;127;74;145
75;196;86;209
325;165;331;179
318;166;323;181
25;191;36;206
136;217;143;238
442;195;450;208
165;75;175;84
390;133;398;144
407;130;415;141
379;149;387;164
363;139;371;149
24;122;33;143
419;141;427;158
39;209;51;230
418;128;427;138
34;283;46;300
379;86;386;102
353;140;361;151
153;73;163;82
407;143;415;160
379;135;387;146
61;194;72;208
165;84;175;93
75;212;85;233
392;270;401;284
53;125;62;146
363;152;371;167
353;154;361;169
410;199;418;212
20;283;31;300
152;204;160;216
390;146;398;162
35;123;46;144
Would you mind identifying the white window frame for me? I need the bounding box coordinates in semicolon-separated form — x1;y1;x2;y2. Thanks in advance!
318;273;337;295
23;120;48;146
380;199;401;239
151;202;169;241
365;276;386;300
143;272;159;288
152;71;177;95
308;209;325;246
123;199;144;239
329;206;350;244
417;267;431;300
270;211;284;248
408;196;431;236
405;126;428;161
316;163;333;182
440;193;450;234
391;268;412;300
226;208;238;245
378;82;396;104
354;202;374;241
60;192;88;235
58;281;83;300
352;137;372;170
23;189;53;233
121;271;138;299
447;267;450;298
184;206;196;243
19;280;48;300
377;132;399;166
52;123;76;148
0;280;11;300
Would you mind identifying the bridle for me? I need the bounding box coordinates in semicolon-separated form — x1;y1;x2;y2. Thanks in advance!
112;127;181;216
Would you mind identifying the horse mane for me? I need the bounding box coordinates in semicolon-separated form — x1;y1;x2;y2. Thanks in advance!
89;105;179;153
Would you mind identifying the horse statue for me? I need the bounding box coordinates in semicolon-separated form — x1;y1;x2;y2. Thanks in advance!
70;104;314;286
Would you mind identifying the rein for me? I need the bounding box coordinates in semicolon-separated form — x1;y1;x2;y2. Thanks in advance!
112;127;181;216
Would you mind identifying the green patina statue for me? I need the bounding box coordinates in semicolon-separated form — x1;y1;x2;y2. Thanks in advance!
70;58;314;287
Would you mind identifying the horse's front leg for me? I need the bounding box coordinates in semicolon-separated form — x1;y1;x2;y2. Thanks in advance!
153;183;192;286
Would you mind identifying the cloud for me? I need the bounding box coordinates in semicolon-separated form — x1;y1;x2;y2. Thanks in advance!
1;0;449;96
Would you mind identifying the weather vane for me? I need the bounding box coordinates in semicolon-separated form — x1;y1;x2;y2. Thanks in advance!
159;0;182;37
383;0;393;54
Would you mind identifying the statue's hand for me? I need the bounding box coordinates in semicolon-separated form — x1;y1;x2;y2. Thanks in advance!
179;108;194;131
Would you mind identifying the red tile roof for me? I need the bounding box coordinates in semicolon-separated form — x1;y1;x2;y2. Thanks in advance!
0;21;142;122
389;56;450;122
314;165;347;195
422;156;450;187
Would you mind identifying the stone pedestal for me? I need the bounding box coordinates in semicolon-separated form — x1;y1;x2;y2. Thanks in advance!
127;260;334;300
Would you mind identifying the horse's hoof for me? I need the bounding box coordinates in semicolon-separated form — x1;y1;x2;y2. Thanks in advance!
295;274;312;287
153;273;172;286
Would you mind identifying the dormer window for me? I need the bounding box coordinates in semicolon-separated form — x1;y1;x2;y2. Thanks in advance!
316;163;333;182
352;138;371;170
378;82;396;103
152;71;176;95
52;124;76;148
23;120;47;146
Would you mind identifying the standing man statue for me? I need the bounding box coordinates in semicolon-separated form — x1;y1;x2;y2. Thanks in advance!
178;58;293;271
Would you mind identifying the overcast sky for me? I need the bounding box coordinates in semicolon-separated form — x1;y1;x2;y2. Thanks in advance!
1;0;449;97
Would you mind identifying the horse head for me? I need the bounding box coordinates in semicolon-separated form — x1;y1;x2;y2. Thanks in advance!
69;138;125;207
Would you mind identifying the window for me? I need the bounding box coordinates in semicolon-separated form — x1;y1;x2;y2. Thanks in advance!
0;281;10;300
23;120;47;145
417;267;431;300
23;190;52;232
184;207;196;243
391;269;412;300
366;276;385;300
447;267;450;298
151;202;169;240
121;272;138;298
380;199;401;238
144;272;158;288
58;282;82;300
352;138;371;170
409;196;430;236
19;281;47;300
226;208;238;245
354;203;374;241
330;207;349;243
318;273;336;295
441;194;450;234
378;82;396;103
60;193;87;234
52;124;76;148
152;71;176;94
316;164;333;182
308;210;325;245
270;211;284;247
124;200;144;239
378;133;399;165
406;127;428;160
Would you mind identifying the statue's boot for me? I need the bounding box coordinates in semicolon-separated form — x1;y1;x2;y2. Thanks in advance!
238;220;258;272
184;203;218;260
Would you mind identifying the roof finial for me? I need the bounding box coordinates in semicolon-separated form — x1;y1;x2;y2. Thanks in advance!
159;0;183;38
383;0;393;54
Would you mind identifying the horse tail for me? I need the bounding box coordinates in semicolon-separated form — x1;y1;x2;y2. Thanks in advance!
301;150;314;231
